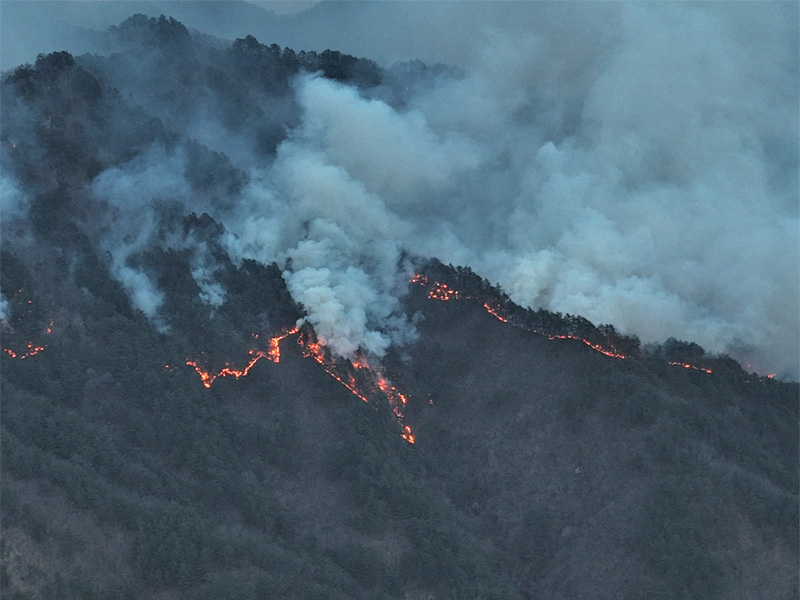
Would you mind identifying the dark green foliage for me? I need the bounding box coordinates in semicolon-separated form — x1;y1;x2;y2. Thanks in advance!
2;238;796;600
2;50;169;190
134;502;213;587
638;481;725;600
110;14;192;50
607;388;659;428
415;258;643;356
327;543;397;591
516;506;555;571
183;140;248;198
229;34;382;91
0;13;796;600
74;249;134;318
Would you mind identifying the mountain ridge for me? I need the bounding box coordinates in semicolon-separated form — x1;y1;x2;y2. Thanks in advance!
0;13;797;600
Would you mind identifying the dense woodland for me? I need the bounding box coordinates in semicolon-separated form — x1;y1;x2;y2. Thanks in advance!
0;14;797;600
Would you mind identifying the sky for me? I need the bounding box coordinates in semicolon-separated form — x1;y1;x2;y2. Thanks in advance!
1;1;798;378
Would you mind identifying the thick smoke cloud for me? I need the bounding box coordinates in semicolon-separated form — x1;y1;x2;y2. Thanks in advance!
2;2;797;376
0;175;28;222
233;2;795;376
0;294;9;323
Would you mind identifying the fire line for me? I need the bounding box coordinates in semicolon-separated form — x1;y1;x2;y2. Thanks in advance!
412;274;716;375
180;327;416;444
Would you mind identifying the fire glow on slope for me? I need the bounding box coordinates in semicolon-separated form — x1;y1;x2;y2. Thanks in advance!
2;320;54;359
182;328;299;388
667;361;714;375
180;327;416;443
412;275;714;374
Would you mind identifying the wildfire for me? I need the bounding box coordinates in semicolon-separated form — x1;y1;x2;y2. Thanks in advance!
181;327;415;443
268;327;299;363
297;336;414;442
546;333;627;360
182;327;299;388
415;274;718;375
3;342;46;359
186;352;267;388
483;302;509;323
427;282;459;301
2;320;54;359
411;273;459;301
482;295;627;359
298;335;370;403
744;364;777;380
667;361;713;375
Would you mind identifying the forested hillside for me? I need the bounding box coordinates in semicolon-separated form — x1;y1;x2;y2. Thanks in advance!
1;14;797;600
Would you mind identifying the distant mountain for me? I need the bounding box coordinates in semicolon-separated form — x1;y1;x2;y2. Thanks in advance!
1;15;797;600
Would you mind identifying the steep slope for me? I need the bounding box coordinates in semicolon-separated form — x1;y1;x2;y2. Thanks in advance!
394;264;798;600
1;260;796;600
0;13;797;600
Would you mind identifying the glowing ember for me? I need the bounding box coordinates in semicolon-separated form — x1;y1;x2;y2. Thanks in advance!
2;320;54;359
183;327;299;388
667;361;713;374
412;273;460;301
268;327;299;363
483;302;509;323
182;327;417;442
414;274;720;375
427;282;459;301
3;342;46;359
296;337;415;436
298;335;370;403
546;333;627;360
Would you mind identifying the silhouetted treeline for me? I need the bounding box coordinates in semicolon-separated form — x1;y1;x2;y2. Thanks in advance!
413;258;776;383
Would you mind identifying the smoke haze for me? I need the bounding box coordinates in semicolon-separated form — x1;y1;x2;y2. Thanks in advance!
1;1;797;377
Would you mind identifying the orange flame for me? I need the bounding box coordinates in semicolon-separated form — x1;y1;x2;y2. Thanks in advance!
2;321;54;359
183;327;299;388
483;295;627;359
667;361;713;375
3;342;46;359
483;302;509;323
411;273;460;301
181;327;416;443
415;274;720;375
295;338;414;442
297;335;371;403
427;282;459;301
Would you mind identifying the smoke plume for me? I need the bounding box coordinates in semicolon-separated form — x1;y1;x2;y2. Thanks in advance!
1;2;797;377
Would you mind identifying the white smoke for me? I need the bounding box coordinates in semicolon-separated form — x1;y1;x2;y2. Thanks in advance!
0;175;29;222
0;292;10;323
223;116;419;357
236;2;796;376
191;259;226;310
10;2;794;376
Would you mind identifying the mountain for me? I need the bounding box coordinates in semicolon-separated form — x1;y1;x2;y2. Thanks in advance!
1;14;797;600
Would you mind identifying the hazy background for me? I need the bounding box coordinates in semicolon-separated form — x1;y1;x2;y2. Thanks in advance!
1;1;798;377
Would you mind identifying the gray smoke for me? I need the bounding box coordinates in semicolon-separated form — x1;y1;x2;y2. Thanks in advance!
0;293;9;323
2;1;797;377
